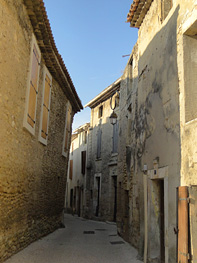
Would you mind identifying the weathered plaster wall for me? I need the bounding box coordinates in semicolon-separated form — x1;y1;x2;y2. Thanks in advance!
117;0;197;261
0;0;71;261
86;97;119;221
65;129;88;216
117;45;141;248
176;1;197;187
176;4;197;257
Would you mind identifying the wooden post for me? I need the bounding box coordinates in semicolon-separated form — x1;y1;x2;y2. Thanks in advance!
178;186;189;263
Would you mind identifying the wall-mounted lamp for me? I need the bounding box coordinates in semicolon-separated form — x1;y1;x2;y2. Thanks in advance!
109;111;118;125
109;92;119;125
143;164;148;174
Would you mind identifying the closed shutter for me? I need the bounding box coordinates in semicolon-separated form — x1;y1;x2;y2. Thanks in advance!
69;160;73;180
41;72;51;140
81;151;86;175
27;43;40;128
112;121;119;153
178;186;189;263
189;186;197;262
97;129;102;159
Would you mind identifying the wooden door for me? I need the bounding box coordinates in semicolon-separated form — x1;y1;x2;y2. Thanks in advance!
178;186;189;263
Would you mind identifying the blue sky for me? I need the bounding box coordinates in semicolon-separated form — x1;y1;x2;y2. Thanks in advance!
45;0;138;130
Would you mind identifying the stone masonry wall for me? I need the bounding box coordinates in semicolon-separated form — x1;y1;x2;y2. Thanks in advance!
86;96;118;221
0;1;71;261
117;0;195;261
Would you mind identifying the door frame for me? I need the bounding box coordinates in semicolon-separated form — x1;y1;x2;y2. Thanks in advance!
144;166;169;263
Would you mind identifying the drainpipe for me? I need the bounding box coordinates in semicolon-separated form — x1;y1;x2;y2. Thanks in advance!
143;165;148;263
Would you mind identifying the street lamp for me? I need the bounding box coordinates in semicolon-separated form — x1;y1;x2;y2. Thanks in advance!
109;110;118;125
109;92;119;125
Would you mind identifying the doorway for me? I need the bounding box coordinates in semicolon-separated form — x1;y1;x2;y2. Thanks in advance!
95;177;100;217
112;176;117;222
70;189;73;209
145;166;168;263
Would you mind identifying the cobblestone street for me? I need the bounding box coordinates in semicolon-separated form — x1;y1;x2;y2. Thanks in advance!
5;214;142;263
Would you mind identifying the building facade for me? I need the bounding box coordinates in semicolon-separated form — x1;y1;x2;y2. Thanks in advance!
84;79;120;222
65;123;90;217
0;0;82;261
117;0;197;263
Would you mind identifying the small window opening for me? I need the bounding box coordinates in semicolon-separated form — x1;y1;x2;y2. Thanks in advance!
84;131;87;144
161;0;172;21
98;105;103;118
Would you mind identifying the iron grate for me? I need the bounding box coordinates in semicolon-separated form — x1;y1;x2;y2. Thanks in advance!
110;241;125;245
109;234;118;237
95;229;107;231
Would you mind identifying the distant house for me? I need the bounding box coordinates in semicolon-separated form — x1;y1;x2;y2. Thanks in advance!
65;123;90;217
84;78;120;221
117;0;197;262
0;0;82;261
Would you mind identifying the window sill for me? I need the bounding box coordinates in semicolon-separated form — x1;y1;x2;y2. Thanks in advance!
111;152;118;157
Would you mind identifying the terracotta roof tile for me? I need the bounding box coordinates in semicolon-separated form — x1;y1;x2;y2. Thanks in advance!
127;0;153;28
23;0;83;112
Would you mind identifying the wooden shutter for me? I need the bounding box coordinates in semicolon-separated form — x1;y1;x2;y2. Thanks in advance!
189;186;197;262
112;121;119;153
97;129;102;159
27;43;40;128
41;72;51;140
69;160;73;180
64;104;72;152
81;151;86;175
178;186;189;263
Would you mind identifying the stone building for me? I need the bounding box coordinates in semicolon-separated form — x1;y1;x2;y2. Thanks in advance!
84;78;120;222
0;0;82;261
65;123;90;217
117;0;197;262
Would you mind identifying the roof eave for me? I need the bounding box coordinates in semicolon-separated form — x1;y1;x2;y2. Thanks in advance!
84;78;121;109
127;0;153;28
24;0;83;113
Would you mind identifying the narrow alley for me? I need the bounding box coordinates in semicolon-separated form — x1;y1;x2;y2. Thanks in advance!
5;214;142;263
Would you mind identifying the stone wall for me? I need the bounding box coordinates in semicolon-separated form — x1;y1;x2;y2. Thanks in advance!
117;0;197;262
65;125;89;217
85;94;119;222
117;46;141;248
0;0;72;261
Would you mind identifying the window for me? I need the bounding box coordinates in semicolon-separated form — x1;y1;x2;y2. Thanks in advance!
98;105;103;118
69;160;73;180
62;102;72;157
39;66;52;145
184;22;197;123
81;151;86;175
161;0;172;21
84;131;88;144
23;34;41;135
112;121;119;153
97;128;102;159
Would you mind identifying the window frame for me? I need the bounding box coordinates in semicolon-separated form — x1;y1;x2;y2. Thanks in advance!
81;150;86;175
23;34;41;135
96;128;102;159
98;105;103;118
38;66;52;145
112;121;119;154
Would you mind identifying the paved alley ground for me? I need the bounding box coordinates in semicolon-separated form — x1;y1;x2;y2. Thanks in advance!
5;214;143;263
